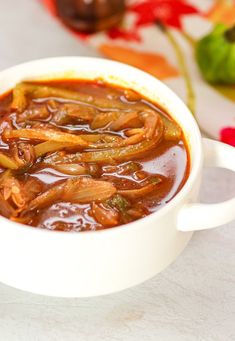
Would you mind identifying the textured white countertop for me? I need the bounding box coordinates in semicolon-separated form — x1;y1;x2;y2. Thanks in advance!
0;1;234;340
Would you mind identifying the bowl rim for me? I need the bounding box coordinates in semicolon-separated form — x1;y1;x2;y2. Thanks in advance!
0;56;203;237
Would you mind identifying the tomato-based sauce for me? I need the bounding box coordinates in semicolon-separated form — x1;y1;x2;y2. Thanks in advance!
0;80;190;231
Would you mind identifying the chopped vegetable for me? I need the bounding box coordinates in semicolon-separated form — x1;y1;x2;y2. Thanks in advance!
118;183;159;199
12;83;140;111
117;162;141;175
52;163;87;175
91;111;120;129
27;181;65;210
109;111;141;131
1;173;25;208
0;192;16;218
127;207;146;219
28;177;116;210
0;152;19;170
107;194;130;214
16;106;50;123
124;89;141;102
91;202;119;227
34;141;75;157
11;83;28;111
12;142;36;168
34;134;124;157
63;178;116;204
53;103;97;125
0;171;42;214
44;135;163;164
4;128;91;147
161;115;182;141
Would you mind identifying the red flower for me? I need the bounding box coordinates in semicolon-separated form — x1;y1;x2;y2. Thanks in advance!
107;27;141;42
220;127;235;147
129;0;198;30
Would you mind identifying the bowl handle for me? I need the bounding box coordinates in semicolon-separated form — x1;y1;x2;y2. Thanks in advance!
177;138;235;231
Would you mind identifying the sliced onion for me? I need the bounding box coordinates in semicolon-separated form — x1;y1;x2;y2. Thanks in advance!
91;112;120;129
0;152;19;170
11;83;28;112
141;110;161;139
4;129;90;147
12;83;138;110
53;103;96;125
118;183;158;199
45;133;163;164
0;192;16;218
52;163;87;175
34;135;124;157
34;141;75;157
125;128;145;136
109;111;141;131
91;202;119;227
161;115;182;141
17;106;50;123
28;177;116;210
28;182;65;210
12;142;36;168
63;178;116;204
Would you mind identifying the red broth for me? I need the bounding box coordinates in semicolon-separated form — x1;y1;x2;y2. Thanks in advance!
0;80;190;231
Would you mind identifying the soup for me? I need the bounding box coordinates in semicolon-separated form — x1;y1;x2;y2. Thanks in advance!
0;80;190;231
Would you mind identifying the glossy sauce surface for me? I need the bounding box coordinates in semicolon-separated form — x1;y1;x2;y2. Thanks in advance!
0;80;190;231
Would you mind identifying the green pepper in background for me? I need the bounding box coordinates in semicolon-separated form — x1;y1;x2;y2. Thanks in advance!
196;23;235;85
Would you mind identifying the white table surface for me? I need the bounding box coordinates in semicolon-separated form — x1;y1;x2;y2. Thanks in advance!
0;1;234;340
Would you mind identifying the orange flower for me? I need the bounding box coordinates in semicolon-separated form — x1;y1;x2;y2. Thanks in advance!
99;44;179;80
205;0;235;25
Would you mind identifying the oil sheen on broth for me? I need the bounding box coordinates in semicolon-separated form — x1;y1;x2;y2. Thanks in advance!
0;80;190;231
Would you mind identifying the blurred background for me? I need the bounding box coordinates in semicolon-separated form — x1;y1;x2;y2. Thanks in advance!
2;0;235;145
0;0;98;70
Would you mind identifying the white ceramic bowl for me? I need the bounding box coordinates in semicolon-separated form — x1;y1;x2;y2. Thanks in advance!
0;57;234;297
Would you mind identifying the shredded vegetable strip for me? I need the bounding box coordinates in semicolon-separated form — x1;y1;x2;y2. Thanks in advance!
109;111;141;131
34;141;75;157
0;152;19;170
118;183;160;199
34;135;124;157
4;129;91;147
91;203;119;227
44;132;163;164
52;163;87;175
11;83;28;111
28;177;116;210
91;111;120;129
161;116;182;141
12;83;145;111
52;103;97;125
0;192;16;218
